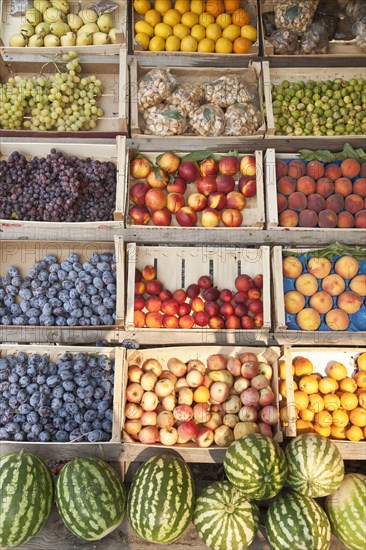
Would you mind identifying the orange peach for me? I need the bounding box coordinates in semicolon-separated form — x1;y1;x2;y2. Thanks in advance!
278;176;296;195
316;177;335;198
306;160;324;180
335;177;352;197
337;211;355;228
341;158;360;179
284;290;306;313
295;273;318;296
324;164;342;181
307;257;332;279
309;291;333;314
296;176;316;195
337;291;362;314
349;274;366;296
296;308;321;331
353;178;366;197
276;159;288;178
279;209;298;227
355;210;366;228
283;256;303;278
322;274;346;296
299;209;318;227
318;209;337;228
345;194;364;214
307;193;326;213
288;160;306;179
288;192;307;211
334;256;359;279
325;309;350;331
222;209;243;227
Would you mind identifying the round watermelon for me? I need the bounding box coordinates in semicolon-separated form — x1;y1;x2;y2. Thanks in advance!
285;433;344;498
127;454;194;544
266;490;331;550
193;481;259;550
56;457;126;540
326;473;366;550
224;434;287;500
0;451;54;548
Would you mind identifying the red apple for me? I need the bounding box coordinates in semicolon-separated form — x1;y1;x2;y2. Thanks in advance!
134;295;145;310
233;291;248;304
173;404;194;422
161;299;179;315
172;289;187;303
128;366;143;383
177;421;198;442
205;300;220;316
225;315;241;329
220;303;234;318
240;387;259;406
195;427;214;448
138;426;159;444
210;381;230;403
191;296;204;312
141;391;159;411
209;316;225;329
234;304;248;317
248;299;263;315
124;402;143;419
241;361;259;379
178;303;191;316
254;274;263;289
193;403;211;423
145;280;163;295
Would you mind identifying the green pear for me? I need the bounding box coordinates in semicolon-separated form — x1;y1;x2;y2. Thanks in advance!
97;13;113;33
35;22;50;37
78;9;98;24
67;13;83;32
77;23;99;34
43;33;60;46
108;28;118;44
9;34;28;47
43;7;64;23
20;22;35;37
28;34;44;47
93;31;110;45
49;21;70;37
50;0;70;14
33;0;51;14
25;8;43;26
76;32;93;45
60;31;76;46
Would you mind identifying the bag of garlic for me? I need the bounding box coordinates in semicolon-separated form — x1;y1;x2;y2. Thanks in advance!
168;84;205;116
142;104;187;136
274;0;320;35
137;68;177;111
188;104;225;137
224;103;262;136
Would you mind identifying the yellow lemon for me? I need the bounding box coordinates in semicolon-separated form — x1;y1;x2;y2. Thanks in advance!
144;9;162;27
206;22;221;41
198;37;215;52
174;0;190;14
149;35;165;50
191;23;206;41
180;34;197;51
240;24;257;41
135;20;154;37
135;32;150;50
173;23;190;38
190;0;205;15
215;36;232;52
216;12;231;29
166;34;181;50
181;11;199;27
199;11;215;27
222;23;240;41
154;22;173;38
163;8;181;26
134;0;151;15
155;0;172;14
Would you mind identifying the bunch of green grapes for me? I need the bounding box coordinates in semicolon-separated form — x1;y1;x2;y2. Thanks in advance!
0;52;104;131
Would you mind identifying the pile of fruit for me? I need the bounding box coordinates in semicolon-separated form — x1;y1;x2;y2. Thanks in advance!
134;264;264;329
282;249;366;331
270;76;366;136
124;350;277;447
9;0;118;47
280;352;366;441
129;151;257;227
133;0;257;54
0;252;116;326
276;156;366;228
0;351;115;442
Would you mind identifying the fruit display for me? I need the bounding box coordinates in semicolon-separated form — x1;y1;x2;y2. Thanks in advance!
0;149;116;222
0;350;115;442
325;473;366;550
7;0;120;48
266;490;332;550
0;451;54;548
0;52;104;131
133;0;257;54
193;481;259;550
127;454;195;543
132;263;265;329
0;251;116;327
279;350;366;441
55;457;126;540
281;245;366;332
128;150;260;228
123;348;279;447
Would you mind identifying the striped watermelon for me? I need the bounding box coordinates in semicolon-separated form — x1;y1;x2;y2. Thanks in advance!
55;457;126;540
193;481;259;550
266;490;331;550
285;433;344;498
0;451;53;548
224;434;287;500
325;473;366;550
127;454;194;544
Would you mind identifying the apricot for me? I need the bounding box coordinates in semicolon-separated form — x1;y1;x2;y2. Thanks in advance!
151;208;172;226
295;273;319;296
309;291;333;314
278;176;296;195
299;209;318;227
334;256;359;279
279;209;298;227
341;158;360;179
222;209;243;227
324;164;342;181
276;159;288;179
283;256;303;278
316;177;335;198
307;257;332;279
296;176;316;196
277;193;288;213
296;308;321;331
288;160;306;179
345;194;364;214
335;177;352;197
288;192;307;212
355;209;366;228
322;274;346;296
134;310;146;328
284;290;306;313
345;425;364;441
349;274;366;296
325;308;350;331
349;407;366;428
318;377;338;394
353;177;366;197
307;193;326;213
355;371;366;388
318;209;337;228
325;193;344;213
176;206;198;227
145;188;167;211
337;211;355;228
337;290;362;314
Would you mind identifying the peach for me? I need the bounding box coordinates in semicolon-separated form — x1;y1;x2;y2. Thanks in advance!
276;159;287;178
177;421;198;442
145;188;167;211
299;209;318;227
129;204;150;225
316;177;335;198
209;316;225;329
309;291;333;314
335;177;352;197
240;387;259;407
158;152;180;174
288;160;306;179
145;280;163;295
335;256;359;279
337;291;362;314
277;193;288;213
295;273;318;296
350;274;366;296
288;192;307;211
179;315;195;329
125;419;142;435
326;193;344;213
361;162;366;178
178;161;200;183
322;274;346;296
318;209;338;228
126;382;144;403
200;158;219;177
307;193;326;213
207;192;227;211
355;210;366;228
125;402;143;420
226;191;246;211
279;209;299;227
222;211;243;231
141;392;159;411
324;164;342;181
134;310;146;328
345;194;364;214
162;394;177;411
145;311;163;328
296;308;321;331
191;296;205;312
307;257;332;279
138;426;159;444
353;178;366;197
239;177;256;198
140;371;158;391
325;309;350;331
337;211;355;228
278;176;296;195
285;290;306;313
163;315;179;328
176;206;198;227
146;296;162;312
219;156;240;175
131;158;151;179
194;310;210;327
196;427;215;448
306;160;324;180
201;208;221;227
167;192;185;213
220;303;234;318
188;192;208;212
193;403;211;424
341;158;360;179
240;155;256;177
197;176;217;196
167;177;187;194
129;181;150;205
297;176;316;196
283;256;303;278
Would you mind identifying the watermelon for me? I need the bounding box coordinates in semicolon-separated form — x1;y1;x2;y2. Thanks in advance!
285;433;344;498
127;454;194;544
193;481;259;550
55;457;126;540
325;473;366;550
224;434;287;500
0;451;53;548
266;490;331;550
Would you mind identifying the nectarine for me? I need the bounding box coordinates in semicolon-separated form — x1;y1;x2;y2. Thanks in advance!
222;209;243;227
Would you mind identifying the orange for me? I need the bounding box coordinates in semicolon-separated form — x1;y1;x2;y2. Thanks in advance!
232;8;250;27
279;360;294;380
332;409;349;427
318;377;338;394
224;0;239;12
300;408;315;422
346;425;364;441
233;36;252;54
279;379;298;398
357;351;366;371
331;425;346;439
205;0;224;17
349;407;366;427
355;371;366;388
327;361;348;381
193;385;210;402
314;410;332;428
339;377;357;393
340;392;358;411
314;424;331;438
296;419;313;434
294;390;309;411
215;36;232;52
323;393;341;411
293;356;313;377
299;375;319;395
216;12;231;29
308;393;325;413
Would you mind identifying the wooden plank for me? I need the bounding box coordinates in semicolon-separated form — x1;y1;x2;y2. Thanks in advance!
0;442;122;461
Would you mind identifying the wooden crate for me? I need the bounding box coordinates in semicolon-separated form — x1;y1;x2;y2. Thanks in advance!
122;148;265;230
282;346;366;460
264;148;365;236
0;137;126;238
122;345;282;463
263;62;366;139
0;237;125;335
132;0;259;58
272;246;366;345
0;50;128;136
125;244;271;343
0;0;127;57
0;344;124;460
260;0;365;58
130;60;265;140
